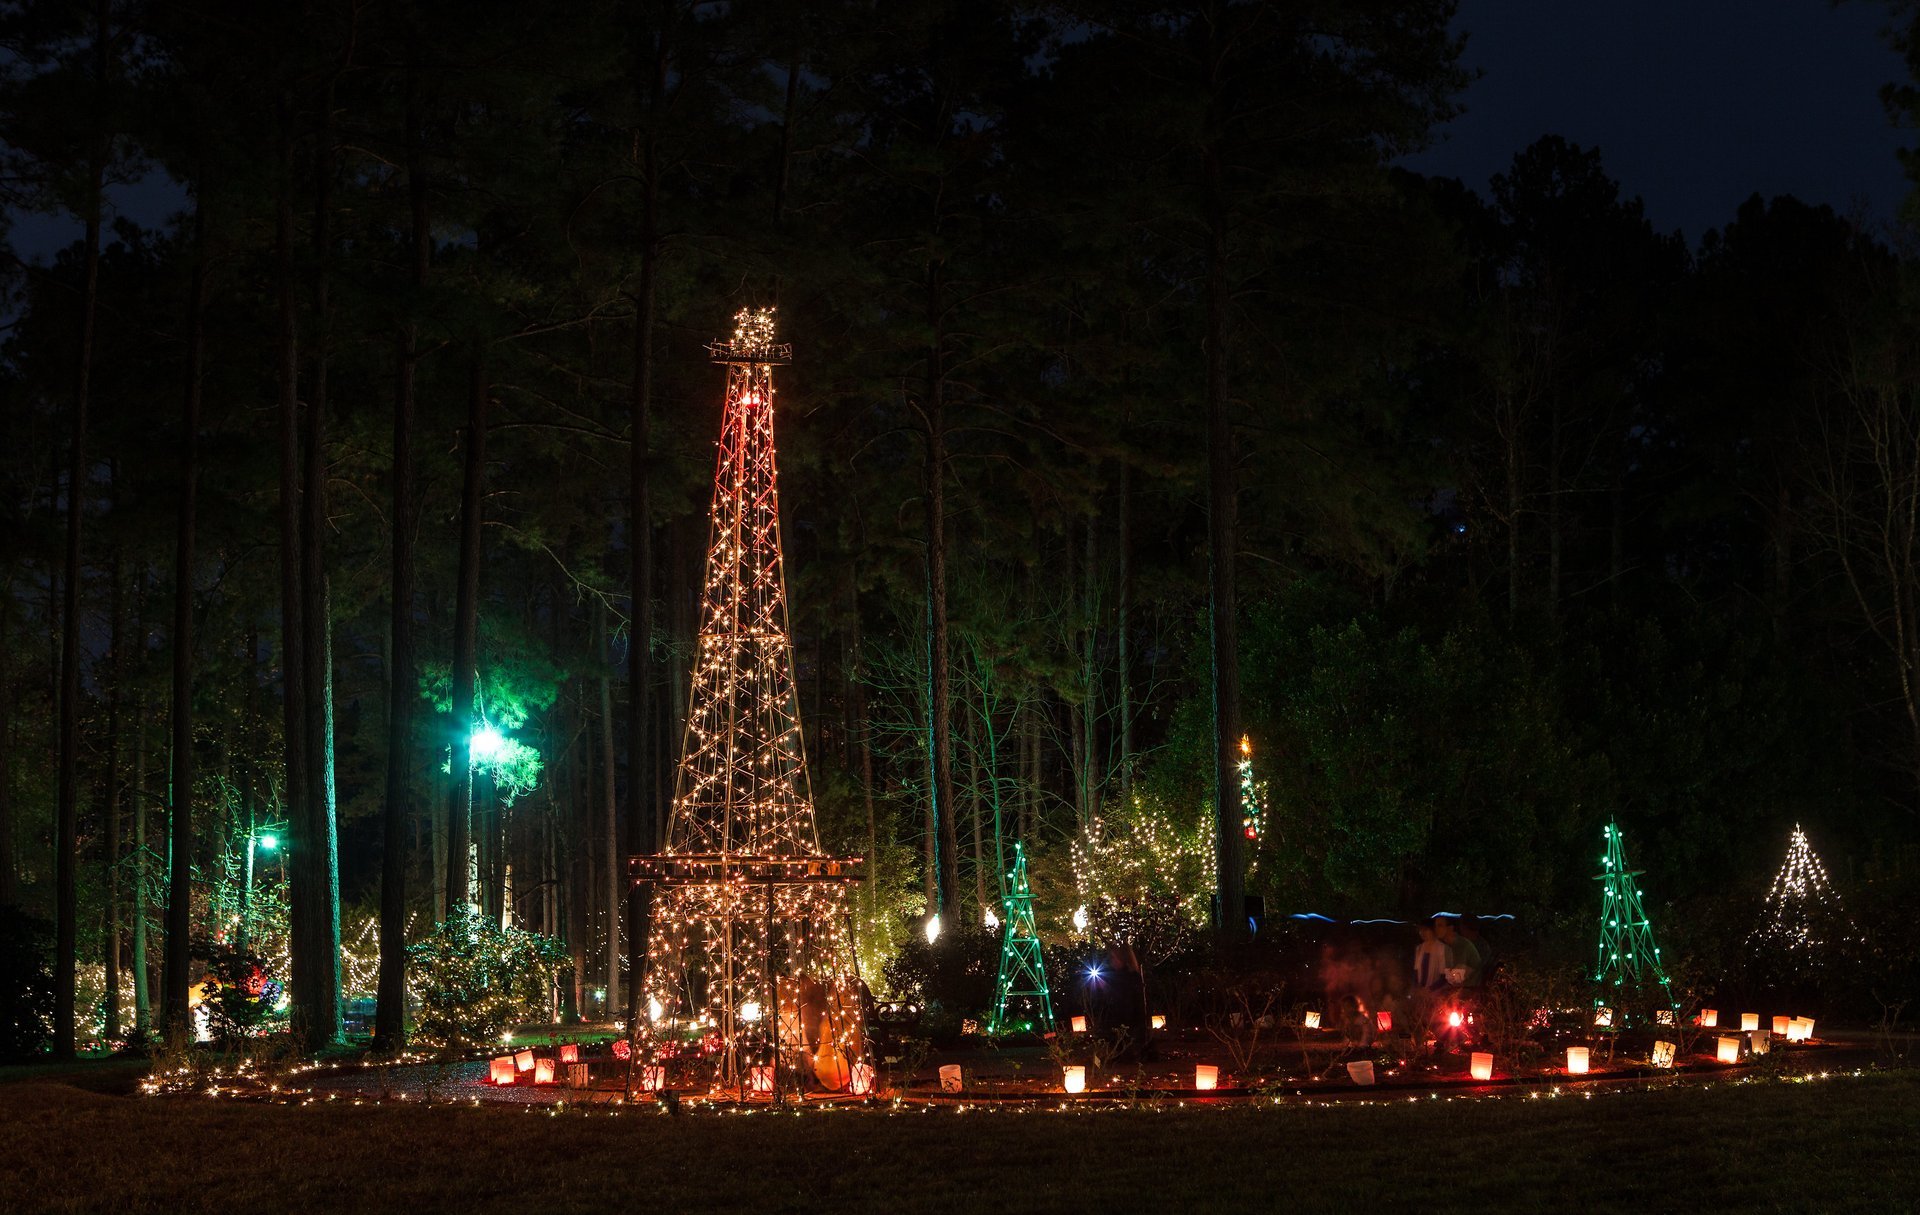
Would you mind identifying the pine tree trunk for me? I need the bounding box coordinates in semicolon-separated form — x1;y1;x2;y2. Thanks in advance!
298;85;343;1051
447;349;487;915
130;682;149;1041
0;570;13;909
925;272;960;928
376;48;429;1051
1204;141;1244;940
625;18;664;1025
1118;453;1133;812
596;599;621;1010
274;91;312;1050
55;6;110;1057
102;541;123;1043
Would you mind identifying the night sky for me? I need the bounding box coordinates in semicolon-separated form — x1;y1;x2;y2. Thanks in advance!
1402;0;1912;240
5;3;1914;256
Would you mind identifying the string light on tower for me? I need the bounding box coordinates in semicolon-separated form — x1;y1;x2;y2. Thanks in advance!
1590;820;1677;1019
628;309;866;1095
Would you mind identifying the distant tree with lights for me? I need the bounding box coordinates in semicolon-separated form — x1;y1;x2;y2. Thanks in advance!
1747;824;1855;980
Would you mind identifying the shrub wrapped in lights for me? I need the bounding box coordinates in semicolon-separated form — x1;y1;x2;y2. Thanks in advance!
406;908;568;1053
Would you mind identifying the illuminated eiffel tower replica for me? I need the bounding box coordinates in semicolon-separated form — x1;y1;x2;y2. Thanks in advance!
631;309;866;1093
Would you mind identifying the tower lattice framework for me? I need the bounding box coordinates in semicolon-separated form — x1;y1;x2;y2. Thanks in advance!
1591;820;1676;1014
631;309;865;1092
989;842;1054;1033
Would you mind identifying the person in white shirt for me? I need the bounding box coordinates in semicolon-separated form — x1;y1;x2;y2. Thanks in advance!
1413;924;1450;990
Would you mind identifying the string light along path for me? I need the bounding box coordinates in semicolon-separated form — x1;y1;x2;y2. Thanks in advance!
629;309;866;1094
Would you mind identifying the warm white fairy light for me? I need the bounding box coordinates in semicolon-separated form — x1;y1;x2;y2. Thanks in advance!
635;309;866;1094
1747;824;1855;970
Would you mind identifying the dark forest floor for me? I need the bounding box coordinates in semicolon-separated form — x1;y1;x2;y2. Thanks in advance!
2;1066;1916;1214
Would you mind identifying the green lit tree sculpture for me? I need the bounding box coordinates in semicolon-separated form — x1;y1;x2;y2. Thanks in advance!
1591;820;1677;1013
989;842;1055;1034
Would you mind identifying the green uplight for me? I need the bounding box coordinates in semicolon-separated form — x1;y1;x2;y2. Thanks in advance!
470;724;508;764
257;833;278;851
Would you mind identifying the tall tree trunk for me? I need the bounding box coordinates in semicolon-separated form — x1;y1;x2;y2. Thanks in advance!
596;599;621;1011
102;540;123;1043
130;681;149;1041
162;194;206;1047
274;92;312;1050
447;349;487;915
1117;451;1133;812
925;273;960;928
375;47;430;1053
1503;390;1521;622
624;16;665;1026
1547;393;1562;628
55;3;110;1057
1204;141;1244;940
0;570;13;909
297;83;343;1051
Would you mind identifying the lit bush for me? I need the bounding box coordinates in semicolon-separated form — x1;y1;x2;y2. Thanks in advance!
407;909;567;1052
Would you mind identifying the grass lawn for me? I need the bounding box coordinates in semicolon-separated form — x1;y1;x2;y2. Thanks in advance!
2;1069;1915;1213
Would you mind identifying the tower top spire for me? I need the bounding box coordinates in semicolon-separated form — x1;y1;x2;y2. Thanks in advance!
708;306;791;365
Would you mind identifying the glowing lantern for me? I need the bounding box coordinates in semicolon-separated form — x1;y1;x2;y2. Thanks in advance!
611;1038;631;1061
1749;1030;1769;1056
1700;1008;1717;1028
534;1058;555;1085
1195;1065;1219;1091
1070;1015;1088;1033
1375;1010;1393;1033
1303;1011;1321;1030
1771;1015;1789;1036
1716;1036;1741;1064
1469;1052;1493;1081
1740;1013;1759;1032
850;1063;875;1096
939;1064;963;1093
514;1049;535;1073
559;1044;578;1064
1346;1060;1376;1086
490;1056;516;1086
1151;1014;1166;1030
749;1066;775;1094
640;1065;665;1091
1787;1017;1814;1042
1062;1065;1087;1094
1593;1006;1613;1029
1565;1046;1590;1075
1655;1009;1675;1026
1651;1040;1676;1069
566;1063;590;1088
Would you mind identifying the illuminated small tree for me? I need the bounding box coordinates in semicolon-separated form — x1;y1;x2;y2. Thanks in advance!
1237;733;1264;843
1590;820;1677;1015
1747;824;1854;978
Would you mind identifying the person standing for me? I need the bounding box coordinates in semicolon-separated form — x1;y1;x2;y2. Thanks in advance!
1414;925;1450;990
